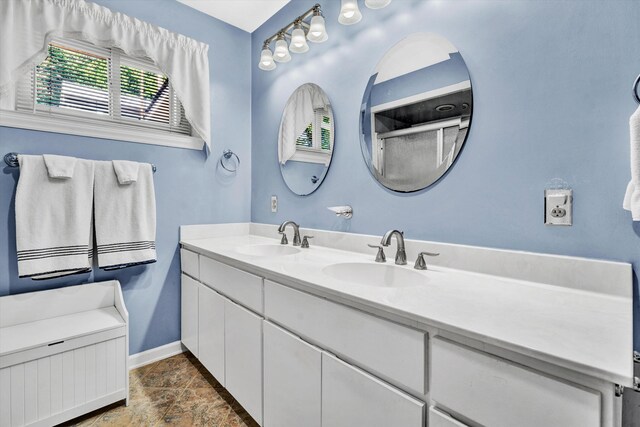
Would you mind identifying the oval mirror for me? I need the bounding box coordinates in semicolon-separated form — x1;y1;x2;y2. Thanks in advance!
279;83;335;196
360;33;472;192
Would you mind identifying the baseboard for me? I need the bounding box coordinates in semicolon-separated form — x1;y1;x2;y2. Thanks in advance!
129;340;186;370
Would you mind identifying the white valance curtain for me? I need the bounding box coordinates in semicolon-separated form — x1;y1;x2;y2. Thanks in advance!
0;0;211;150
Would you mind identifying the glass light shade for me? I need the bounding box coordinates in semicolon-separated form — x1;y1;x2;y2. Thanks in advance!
307;15;328;43
365;0;391;9
338;0;362;25
273;38;291;63
258;48;276;71
289;27;309;53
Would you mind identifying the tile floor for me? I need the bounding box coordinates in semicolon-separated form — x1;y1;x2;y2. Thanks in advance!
60;352;259;427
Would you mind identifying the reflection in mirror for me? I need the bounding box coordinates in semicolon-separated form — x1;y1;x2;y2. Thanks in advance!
279;83;335;195
360;33;472;192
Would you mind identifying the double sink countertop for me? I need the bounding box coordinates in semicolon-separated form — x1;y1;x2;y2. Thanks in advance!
181;231;634;387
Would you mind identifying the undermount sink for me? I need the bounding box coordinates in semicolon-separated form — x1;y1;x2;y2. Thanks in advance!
235;244;300;257
321;262;428;288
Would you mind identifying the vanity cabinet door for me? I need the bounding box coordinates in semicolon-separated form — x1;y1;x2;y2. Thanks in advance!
180;274;199;357
225;299;263;425
198;284;225;385
428;407;470;427
321;353;424;427
431;337;601;427
263;321;321;427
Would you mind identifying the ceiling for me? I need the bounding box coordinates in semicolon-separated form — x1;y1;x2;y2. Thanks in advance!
177;0;291;33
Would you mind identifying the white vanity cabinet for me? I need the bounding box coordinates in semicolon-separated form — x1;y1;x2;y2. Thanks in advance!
180;274;199;357
197;283;225;385
431;337;602;427
263;321;321;427
180;241;625;427
224;299;263;425
322;352;425;427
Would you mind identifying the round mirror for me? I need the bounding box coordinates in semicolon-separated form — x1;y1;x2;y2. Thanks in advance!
360;33;472;192
279;83;335;195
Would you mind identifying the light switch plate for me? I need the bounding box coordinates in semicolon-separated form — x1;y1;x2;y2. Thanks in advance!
545;189;572;226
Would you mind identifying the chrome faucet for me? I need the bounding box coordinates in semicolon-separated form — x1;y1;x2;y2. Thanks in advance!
278;220;302;246
381;230;407;265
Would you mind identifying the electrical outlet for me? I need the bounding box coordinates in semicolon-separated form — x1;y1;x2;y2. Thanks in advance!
544;189;572;226
271;195;278;213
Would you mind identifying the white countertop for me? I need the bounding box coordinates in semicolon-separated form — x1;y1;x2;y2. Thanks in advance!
181;233;634;387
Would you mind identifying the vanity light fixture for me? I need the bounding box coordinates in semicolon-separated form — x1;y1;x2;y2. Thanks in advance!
364;0;391;9
259;42;277;71
338;0;362;25
339;0;392;25
257;4;327;71
290;21;310;53
273;33;292;62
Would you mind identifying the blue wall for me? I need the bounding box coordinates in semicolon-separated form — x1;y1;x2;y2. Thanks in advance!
251;0;640;381
0;0;252;355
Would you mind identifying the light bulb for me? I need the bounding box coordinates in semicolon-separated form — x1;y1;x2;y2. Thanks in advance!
273;36;291;63
307;14;328;43
258;47;276;71
289;26;309;53
365;0;391;9
339;0;362;25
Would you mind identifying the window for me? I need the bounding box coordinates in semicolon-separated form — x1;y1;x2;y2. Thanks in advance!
292;107;333;164
9;38;199;148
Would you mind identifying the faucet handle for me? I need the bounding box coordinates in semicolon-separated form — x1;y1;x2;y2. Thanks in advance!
414;251;439;270
301;236;314;248
279;232;288;245
367;244;386;263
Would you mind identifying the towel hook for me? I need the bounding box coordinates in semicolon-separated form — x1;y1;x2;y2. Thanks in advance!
220;149;240;172
4;152;19;168
634;74;640;104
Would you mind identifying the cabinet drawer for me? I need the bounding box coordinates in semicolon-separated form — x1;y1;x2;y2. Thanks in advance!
322;352;425;427
428;407;469;427
431;337;601;427
264;280;426;395
180;249;199;280
200;256;263;314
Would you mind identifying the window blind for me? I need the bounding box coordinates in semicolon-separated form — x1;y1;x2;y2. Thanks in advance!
16;38;191;137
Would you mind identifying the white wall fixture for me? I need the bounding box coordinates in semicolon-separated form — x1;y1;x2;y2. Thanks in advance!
258;4;327;71
339;0;392;25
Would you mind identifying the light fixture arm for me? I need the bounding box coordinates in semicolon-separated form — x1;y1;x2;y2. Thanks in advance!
262;4;321;49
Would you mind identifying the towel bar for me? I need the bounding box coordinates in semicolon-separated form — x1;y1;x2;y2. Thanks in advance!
4;152;157;172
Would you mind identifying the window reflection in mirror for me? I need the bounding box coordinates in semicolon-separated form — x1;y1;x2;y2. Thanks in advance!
279;83;335;196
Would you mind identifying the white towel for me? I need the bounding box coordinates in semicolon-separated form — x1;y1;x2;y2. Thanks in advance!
15;155;94;279
623;106;640;220
43;154;77;179
112;160;140;184
94;161;157;270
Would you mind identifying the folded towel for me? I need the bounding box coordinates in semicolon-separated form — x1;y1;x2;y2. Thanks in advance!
112;160;140;185
623;105;640;220
15;155;94;279
43;154;77;179
94;161;157;270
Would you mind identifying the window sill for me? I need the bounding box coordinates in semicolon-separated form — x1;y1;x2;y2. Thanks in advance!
0;110;204;150
290;149;332;165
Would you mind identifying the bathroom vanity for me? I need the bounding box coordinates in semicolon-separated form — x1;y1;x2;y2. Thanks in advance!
180;223;635;427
